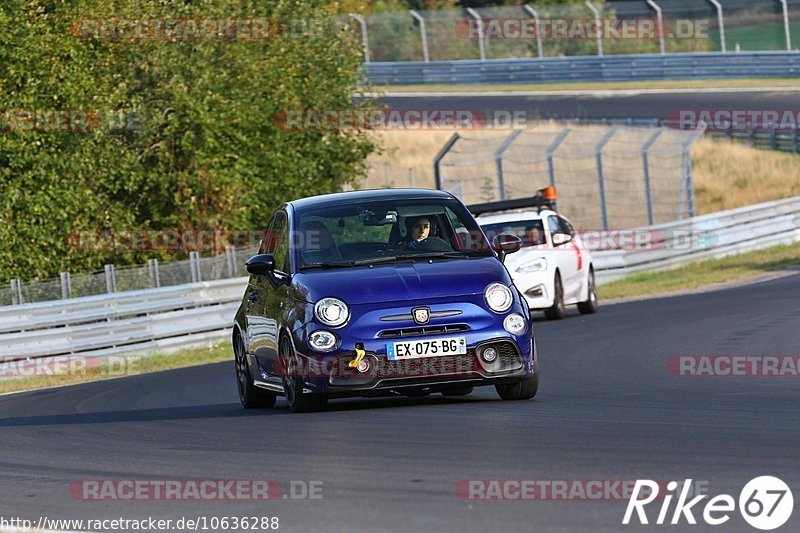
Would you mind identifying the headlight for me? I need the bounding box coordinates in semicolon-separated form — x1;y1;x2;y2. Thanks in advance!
503;313;527;335
314;297;349;327
309;330;338;352
485;283;513;313
516;257;547;273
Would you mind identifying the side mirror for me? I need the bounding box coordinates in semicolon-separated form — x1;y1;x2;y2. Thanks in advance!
552;233;573;247
492;234;522;262
245;254;276;276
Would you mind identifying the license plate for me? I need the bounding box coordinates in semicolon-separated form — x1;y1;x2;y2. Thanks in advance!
386;337;467;360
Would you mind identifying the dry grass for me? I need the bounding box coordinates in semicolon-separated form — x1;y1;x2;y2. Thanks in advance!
692;137;800;214
363;128;800;215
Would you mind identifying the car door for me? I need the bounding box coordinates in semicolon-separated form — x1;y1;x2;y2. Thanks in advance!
547;215;580;301
247;210;292;386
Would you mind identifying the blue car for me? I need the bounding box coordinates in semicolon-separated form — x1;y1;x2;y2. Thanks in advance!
233;189;538;412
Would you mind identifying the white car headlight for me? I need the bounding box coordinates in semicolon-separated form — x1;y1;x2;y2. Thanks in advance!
309;330;338;352
485;283;513;313
314;297;349;327
516;257;548;273
503;313;527;335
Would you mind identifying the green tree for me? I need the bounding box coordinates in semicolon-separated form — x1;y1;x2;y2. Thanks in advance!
0;0;377;282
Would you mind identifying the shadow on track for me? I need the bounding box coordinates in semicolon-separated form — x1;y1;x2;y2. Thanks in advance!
0;403;268;427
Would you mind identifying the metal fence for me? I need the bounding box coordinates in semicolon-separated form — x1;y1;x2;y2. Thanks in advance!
2;247;257;308
430;125;704;231
356;0;799;64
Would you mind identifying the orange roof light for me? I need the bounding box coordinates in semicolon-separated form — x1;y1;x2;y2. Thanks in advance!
542;186;558;201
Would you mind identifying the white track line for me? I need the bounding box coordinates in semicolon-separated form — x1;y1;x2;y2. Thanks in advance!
373;86;800;98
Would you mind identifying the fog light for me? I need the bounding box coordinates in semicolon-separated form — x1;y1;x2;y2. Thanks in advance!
309;330;337;352
481;346;498;363
356;359;370;373
503;313;527;335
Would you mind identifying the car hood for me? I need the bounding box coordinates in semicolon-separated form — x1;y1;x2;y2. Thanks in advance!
292;257;511;305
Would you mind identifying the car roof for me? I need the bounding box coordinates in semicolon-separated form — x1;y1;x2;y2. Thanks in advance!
288;188;455;212
477;209;558;225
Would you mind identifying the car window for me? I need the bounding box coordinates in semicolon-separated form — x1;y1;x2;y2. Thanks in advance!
259;214;278;255
271;211;289;273
481;220;546;248
548;216;564;235
557;216;575;236
295;198;492;267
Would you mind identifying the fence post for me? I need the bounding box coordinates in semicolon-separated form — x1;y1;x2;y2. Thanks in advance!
433;132;461;190
60;272;72;299
780;0;792;51
10;279;22;305
641;129;665;226
646;0;666;55
104;264;116;293
148;258;161;288
793;130;799;153
190;251;201;283
523;5;545;58
409;10;430;62
225;246;236;278
708;0;726;53
465;8;486;61
595;127;618;230
349;14;370;63
494;130;523;201
585;1;604;57
546;128;572;188
679;127;706;219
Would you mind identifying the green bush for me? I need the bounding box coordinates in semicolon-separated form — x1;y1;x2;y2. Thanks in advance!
0;0;376;283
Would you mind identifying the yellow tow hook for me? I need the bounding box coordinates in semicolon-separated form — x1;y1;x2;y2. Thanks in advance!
349;344;366;368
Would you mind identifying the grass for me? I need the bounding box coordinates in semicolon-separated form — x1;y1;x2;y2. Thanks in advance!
375;77;800;93
692;137;800;213
0;342;231;395
598;242;800;300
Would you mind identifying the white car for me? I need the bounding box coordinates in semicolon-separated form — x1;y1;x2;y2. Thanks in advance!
478;208;597;320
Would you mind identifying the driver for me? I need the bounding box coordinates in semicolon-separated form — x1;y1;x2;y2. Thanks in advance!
397;216;451;252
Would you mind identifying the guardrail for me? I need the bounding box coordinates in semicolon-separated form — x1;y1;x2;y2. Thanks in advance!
2;196;798;372
365;51;800;85
0;277;247;364
592;196;800;284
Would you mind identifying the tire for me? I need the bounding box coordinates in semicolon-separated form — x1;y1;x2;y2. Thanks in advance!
234;332;276;409
577;267;598;315
280;336;327;413
496;350;539;401
442;386;473;397
544;272;565;320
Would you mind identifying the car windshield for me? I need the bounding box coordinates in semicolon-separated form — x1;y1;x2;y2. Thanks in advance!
481;220;546;248
295;198;493;269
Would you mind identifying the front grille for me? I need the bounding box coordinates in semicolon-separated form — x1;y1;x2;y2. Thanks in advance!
377;324;469;339
494;341;521;366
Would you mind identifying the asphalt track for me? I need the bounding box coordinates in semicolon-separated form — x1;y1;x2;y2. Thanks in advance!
378;89;800;124
1;269;799;532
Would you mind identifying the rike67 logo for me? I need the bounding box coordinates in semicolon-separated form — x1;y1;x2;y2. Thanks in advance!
623;477;793;530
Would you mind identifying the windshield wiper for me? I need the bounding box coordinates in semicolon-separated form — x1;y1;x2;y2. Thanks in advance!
299;262;354;270
397;251;471;260
350;256;409;266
